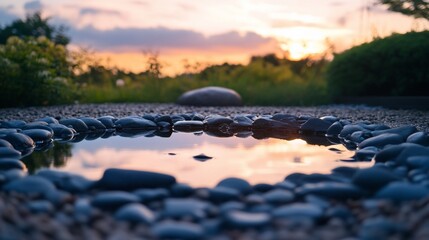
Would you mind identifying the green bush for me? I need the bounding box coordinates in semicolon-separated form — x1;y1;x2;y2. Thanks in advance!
327;31;429;98
0;36;76;107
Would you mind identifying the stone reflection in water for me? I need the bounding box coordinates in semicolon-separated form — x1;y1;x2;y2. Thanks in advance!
22;143;73;174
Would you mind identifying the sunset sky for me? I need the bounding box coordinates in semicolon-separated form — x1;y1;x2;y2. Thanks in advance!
1;0;427;75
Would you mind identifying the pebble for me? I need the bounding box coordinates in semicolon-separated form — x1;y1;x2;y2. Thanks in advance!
0;120;26;128
97;116;116;129
352;167;400;192
91;191;139;210
0;159;26;171
163;198;211;220
339;124;366;139
59;118;89;132
152;221;205;239
252;118;289;129
371;125;417;140
326;121;343;137
170;183;194;197
224;210;271;228
217;177;251;195
358;133;404;149
208;186;240;203
36;169;94;193
297;182;363;199
375;182;429;201
114;203;155;224
174;120;204;132
0;147;21;159
3;176;57;198
262;189;294;204
79;117;106;131
273;203;324;220
48;123;75;140
27;200;54;214
114;117;157;130
204;116;233;129
97;168;176;190
21;129;53;143
37;117;59;124
407;156;429;169
1;133;35;152
133;188;169;202
407;131;429;146
300;118;331;133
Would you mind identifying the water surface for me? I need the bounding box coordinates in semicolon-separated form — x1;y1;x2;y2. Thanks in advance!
23;132;372;187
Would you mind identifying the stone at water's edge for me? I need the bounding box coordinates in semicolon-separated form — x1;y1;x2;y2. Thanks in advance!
177;86;242;106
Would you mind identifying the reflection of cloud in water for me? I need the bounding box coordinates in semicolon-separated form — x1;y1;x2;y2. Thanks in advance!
62;136;373;187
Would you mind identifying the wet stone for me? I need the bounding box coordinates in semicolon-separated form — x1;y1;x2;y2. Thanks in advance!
91;191;139;210
407;132;429;146
358;133;404;149
353;147;378;161
252;118;289;130
174;120;204;132
371;125;417;140
3;176;57;198
0;147;21;159
133;188;169;203
97;168;176;190
262;189;294;205
297;182;363;199
326;121;343;137
407;156;429;169
36;169;94;193
37;117;59;124
273;203;324;220
339;124;366;139
224;210;271;228
0;120;26;128
217;177;252;195
114;117;157;130
152;221;205;240
48;123;75;140
352;167;400;192
163;198;211;220
177;86;242;106
115;203;155;224
349;130;372;143
375;182;429;201
359;217;407;239
59;118;89;132
0;139;13;148
300;118;331;134
79;117;106;131
97;116;116;129
204;116;233;129
0;159;26;171
219;201;245;214
170;183;194;197
21;129;53;143
208;186;240;203
1;133;35;152
252;183;274;193
320;116;339;124
391;144;429;165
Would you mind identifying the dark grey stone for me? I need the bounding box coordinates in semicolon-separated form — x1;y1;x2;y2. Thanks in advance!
79;117;106;131
375;182;429;201
115;203;155;224
1;133;35;152
59;118;89;132
97;116;116;129
48;123;75;140
359;217;406;240
326;121;343;137
152;221;205;240
300;118;332;133
224;210;270;228
208;186;240;203
219;201;245;214
27;200;54;214
177;86;242;106
0;159;25;171
252;118;289;130
0;147;21;159
339;125;366;139
252;183;274;193
0;120;26;128
170;183;194;197
36;169;94;193
217;177;251;195
97;168;176;190
3;176;56;198
0;139;13;148
133;188;169;202
352;167;400;192
163;198;211;220
115;117;157;130
407;132;429;146
37;117;59;124
174;120;204;132
91;191;139;210
262;189;294;204
21;129;53;143
372;125;417;139
353;147;378;161
297;182;363;199
358;133;404;149
407;156;429;169
273;203;323;220
204;116;233;129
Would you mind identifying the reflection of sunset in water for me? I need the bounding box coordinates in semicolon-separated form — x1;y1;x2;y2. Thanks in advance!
55;133;372;187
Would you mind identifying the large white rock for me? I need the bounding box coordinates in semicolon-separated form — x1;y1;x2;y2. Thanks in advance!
177;86;242;106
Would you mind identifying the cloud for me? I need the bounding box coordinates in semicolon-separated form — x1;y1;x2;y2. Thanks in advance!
271;19;332;29
0;7;18;25
79;7;123;17
24;0;43;12
70;26;275;52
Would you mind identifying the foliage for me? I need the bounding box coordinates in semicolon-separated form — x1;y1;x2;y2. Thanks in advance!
0;36;76;107
327;31;429;98
0;12;70;46
78;54;331;106
378;0;429;20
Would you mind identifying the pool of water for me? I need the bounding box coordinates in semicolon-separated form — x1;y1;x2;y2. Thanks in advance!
22;131;373;187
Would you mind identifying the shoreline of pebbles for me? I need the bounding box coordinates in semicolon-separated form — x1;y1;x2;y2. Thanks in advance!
0;103;429;239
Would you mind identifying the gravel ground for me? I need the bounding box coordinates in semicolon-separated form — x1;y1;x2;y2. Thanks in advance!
1;103;429;240
1;103;429;131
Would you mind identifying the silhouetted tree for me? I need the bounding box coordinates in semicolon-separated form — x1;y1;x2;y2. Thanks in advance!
0;12;70;45
379;0;429;20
